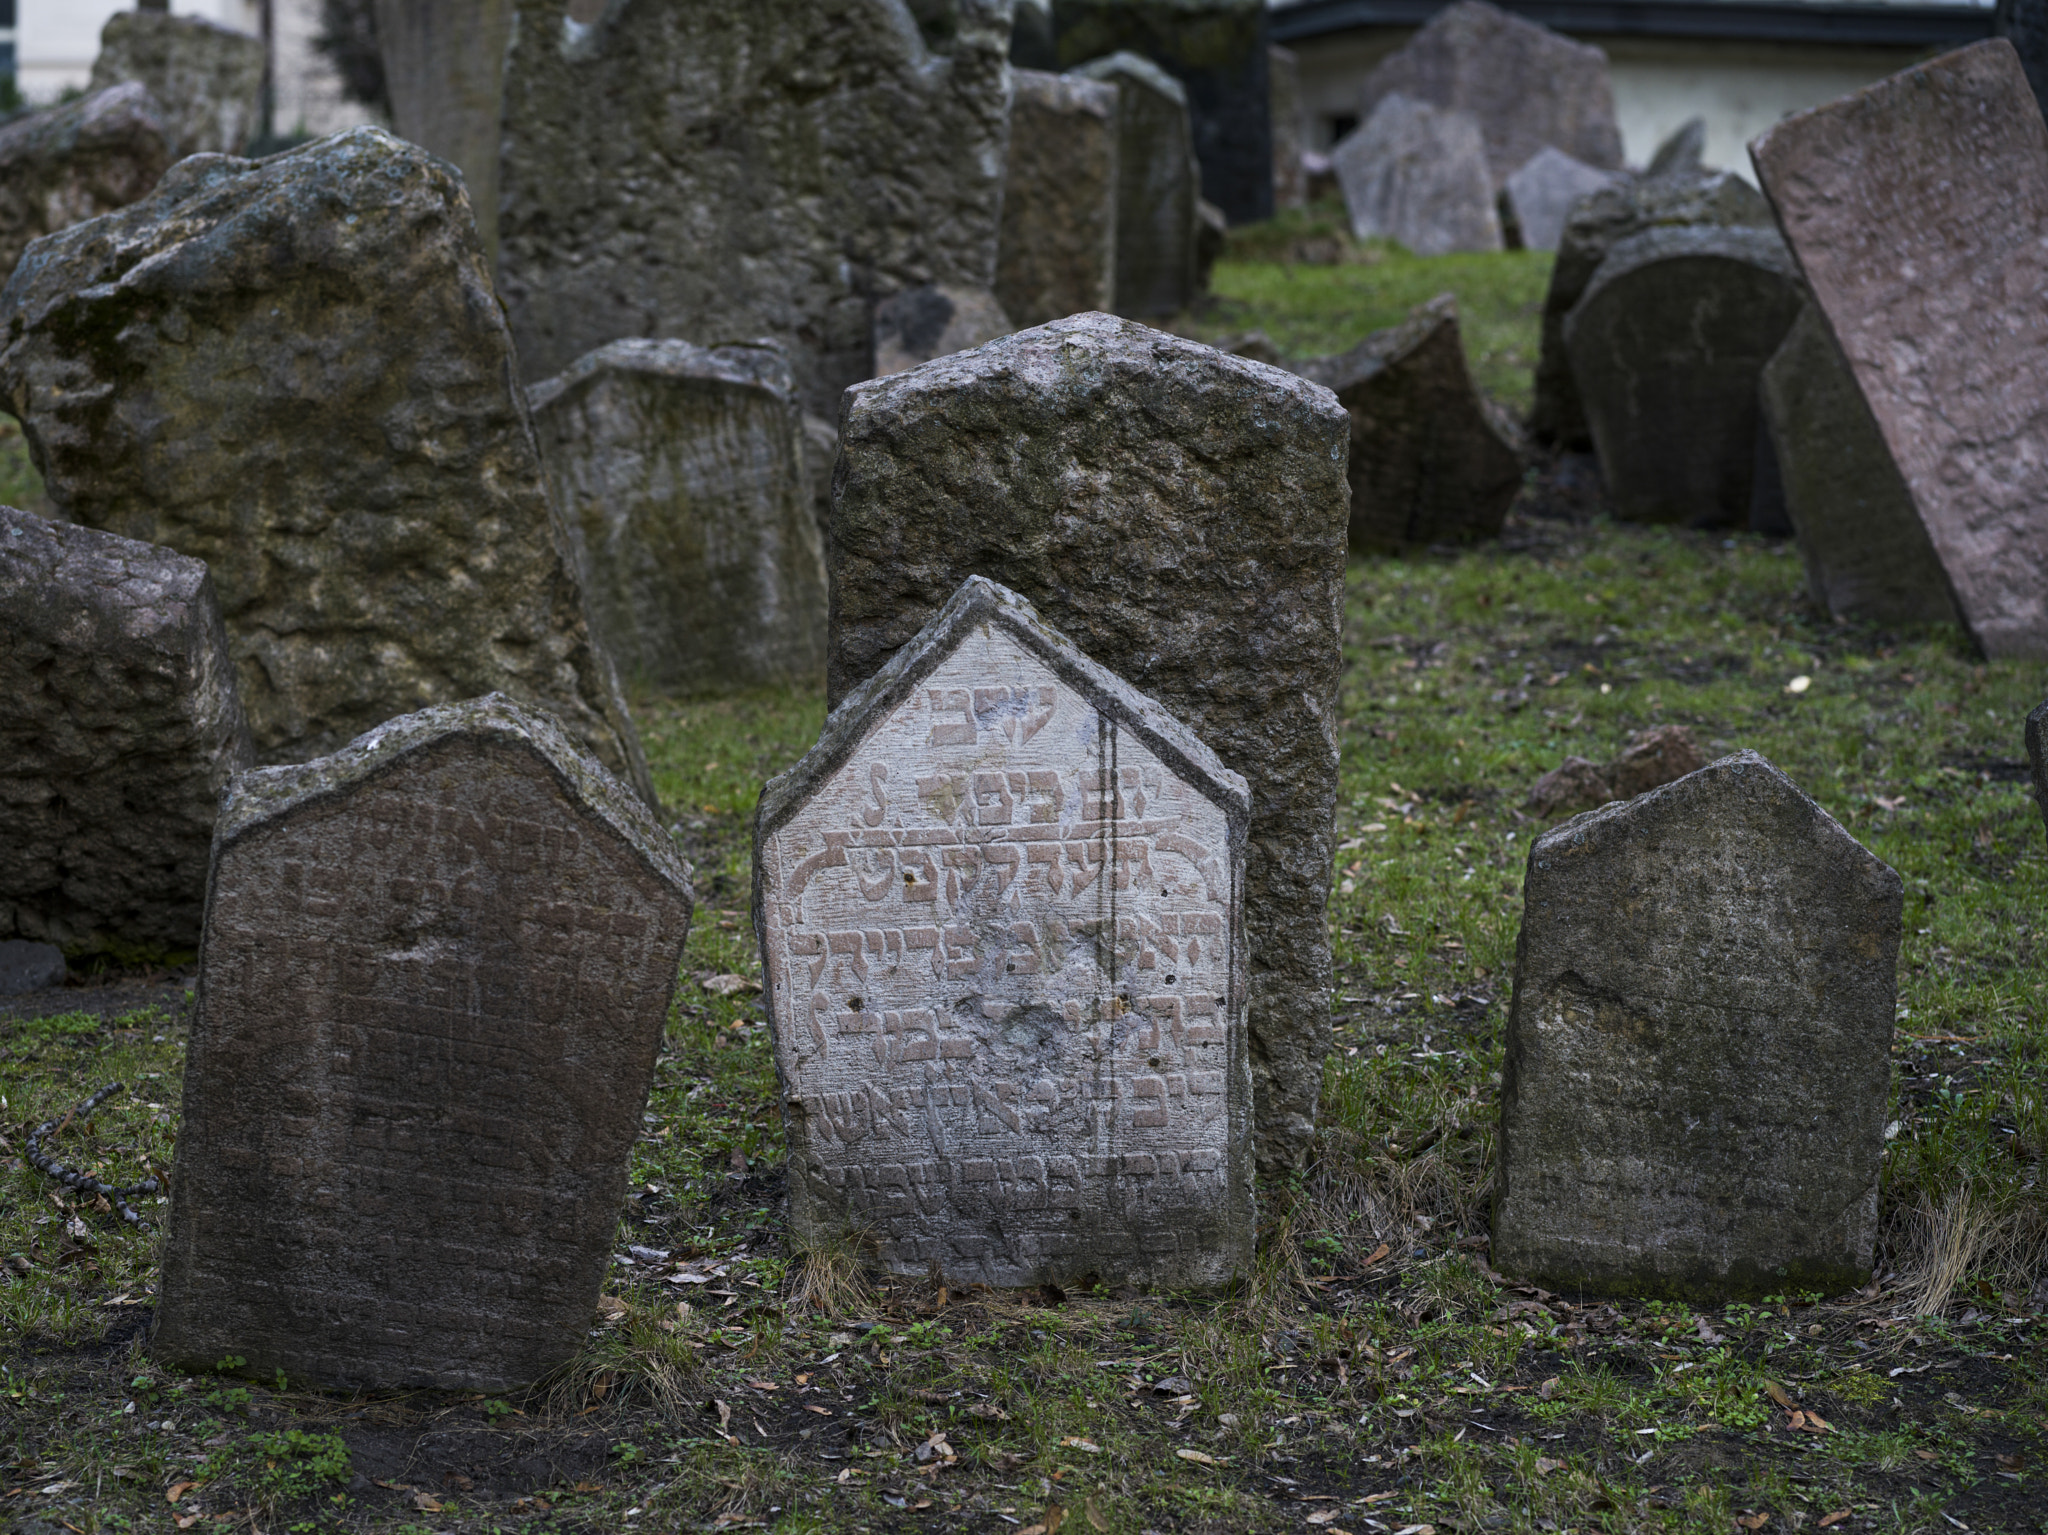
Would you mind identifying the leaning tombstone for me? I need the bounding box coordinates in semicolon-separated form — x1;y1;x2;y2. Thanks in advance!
527;338;828;695
1271;45;1307;211
88;10;264;159
995;69;1120;329
758;576;1253;1287
1752;40;2048;659
1075;52;1202;318
874;285;1013;377
1501;147;1624;252
1335;93;1501;255
1494;750;1902;1299
371;0;516;265
153;694;694;1391
0;128;653;804
0;83;170;285
828;312;1348;1173
1647;116;1708;178
0;506;253;958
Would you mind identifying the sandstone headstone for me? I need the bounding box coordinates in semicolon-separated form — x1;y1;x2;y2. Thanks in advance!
527;339;827;696
1647;116;1708;179
0;129;652;804
497;0;1013;417
1076;52;1201;318
0;506;252;957
1563;224;1803;525
1336;94;1500;255
1271;45;1307;211
154;694;694;1391
759;576;1253;1287
1996;0;2048;124
0;941;66;997
89;11;264;159
1502;147;1624;253
2027;698;2048;839
372;0;516;264
828;313;1349;1172
1759;307;1956;628
1495;750;1901;1299
1751;40;2048;660
874;285;1014;378
0;83;171;286
995;70;1120;330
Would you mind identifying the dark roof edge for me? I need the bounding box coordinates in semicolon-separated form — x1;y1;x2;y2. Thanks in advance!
1270;0;1995;47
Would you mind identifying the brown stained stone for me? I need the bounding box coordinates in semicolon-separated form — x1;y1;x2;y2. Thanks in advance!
996;70;1120;330
0;83;170;288
1075;52;1201;319
89;11;264;159
1335;93;1500;256
1751;40;2048;660
1524;756;1613;819
1524;725;1704;817
153;694;694;1392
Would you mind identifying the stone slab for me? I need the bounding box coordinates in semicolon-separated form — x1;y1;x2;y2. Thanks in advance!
995;70;1120;330
0;941;67;996
0;82;170;287
1503;147;1624;253
1272;45;1306;211
89;11;264;159
1076;52;1201;318
372;0;516;263
874;285;1014;377
1336;93;1501;255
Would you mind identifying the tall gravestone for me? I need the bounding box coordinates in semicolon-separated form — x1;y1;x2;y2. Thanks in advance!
1495;751;1901;1299
372;0;516;266
154;694;694;1391
1752;40;2048;660
996;69;1120;330
89;11;264;160
759;577;1253;1287
1336;93;1501;255
0;129;652;805
1502;147;1624;253
0;83;170;285
1271;45;1306;211
1076;53;1201;319
827;313;1348;1173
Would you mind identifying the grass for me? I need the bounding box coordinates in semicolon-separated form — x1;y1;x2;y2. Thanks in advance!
0;413;48;515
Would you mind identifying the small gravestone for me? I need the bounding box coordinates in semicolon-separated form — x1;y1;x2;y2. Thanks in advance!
1495;750;1901;1299
1271;46;1307;211
1075;52;1201;318
1564;225;1803;525
1503;147;1625;252
89;10;264;158
0;941;66;996
1336;94;1501;255
996;70;1119;329
0;83;170;285
1647;116;1708;179
371;0;517;263
1752;40;2048;660
874;285;1014;377
2027;699;2048;839
154;694;694;1391
0;506;252;957
759;577;1253;1287
527;338;828;695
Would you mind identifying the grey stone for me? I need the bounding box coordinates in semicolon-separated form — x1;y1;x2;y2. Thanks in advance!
0;129;653;805
1563;224;1804;526
1195;198;1227;292
1502;147;1624;253
0;83;170;288
874;285;1014;378
1751;40;2048;660
1759;306;1956;628
0;506;252;957
0;941;66;996
996;70;1119;330
1495;750;1902;1300
757;576;1254;1288
1996;0;2048;125
153;693;694;1392
372;0;515;265
1647;116;1707;179
497;0;1013;419
2027;698;2048;840
89;11;263;159
1076;52;1201;318
1335;93;1501;256
1272;45;1306;211
826;312;1349;1172
527;338;827;696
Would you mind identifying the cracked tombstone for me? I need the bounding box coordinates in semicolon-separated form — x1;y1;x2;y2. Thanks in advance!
153;694;694;1391
756;577;1253;1288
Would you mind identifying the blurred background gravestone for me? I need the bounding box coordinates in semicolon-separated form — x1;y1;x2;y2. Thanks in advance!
1270;45;1306;210
1335;92;1500;254
996;69;1120;328
1502;147;1624;252
372;0;516;267
873;284;1014;376
0;83;170;288
1076;52;1201;318
88;11;264;159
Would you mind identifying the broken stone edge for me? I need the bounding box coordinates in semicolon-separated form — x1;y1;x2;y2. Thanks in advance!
526;336;796;417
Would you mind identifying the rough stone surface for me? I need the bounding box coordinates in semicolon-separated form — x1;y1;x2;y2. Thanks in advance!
497;0;1013;419
827;313;1349;1172
1525;724;1705;816
0;83;171;287
1495;750;1901;1300
1076;52;1201;318
527;339;827;696
89;11;263;160
372;0;515;264
996;70;1119;330
1563;224;1804;526
874;285;1014;377
1996;0;2048;123
0;941;66;996
1293;294;1521;549
2027;698;2048;840
758;577;1253;1287
1760;307;1956;628
1335;93;1501;255
1751;40;2048;660
1359;0;1622;189
0;129;652;803
0;506;252;956
1272;45;1306;210
153;694;694;1392
1503;147;1624;253
801;413;839;535
1647;116;1707;179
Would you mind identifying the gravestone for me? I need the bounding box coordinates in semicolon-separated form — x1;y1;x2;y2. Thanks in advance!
1759;307;1956;628
1272;46;1307;210
527;338;828;695
828;312;1348;1172
0;129;653;804
2026;699;2048;839
758;576;1253;1287
1995;0;2048;124
1336;94;1501;255
1563;224;1803;525
802;413;840;534
153;694;694;1391
372;0;516;264
874;285;1014;377
1076;52;1201;318
1647;116;1708;178
1752;40;2048;660
0;941;66;997
497;0;1013;418
0;506;252;957
1502;147;1625;253
0;83;170;285
89;10;264;159
1495;750;1901;1299
996;70;1119;329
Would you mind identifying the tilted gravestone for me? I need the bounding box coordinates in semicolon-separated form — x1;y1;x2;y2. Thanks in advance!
0;129;653;804
0;83;170;285
153;694;694;1391
1337;94;1500;255
1495;750;1901;1299
89;10;264;159
828;312;1348;1173
758;577;1253;1287
995;70;1120;330
1752;40;2048;660
527;338;828;696
1647;116;1708;179
1502;147;1624;253
1075;52;1201;319
0;506;252;957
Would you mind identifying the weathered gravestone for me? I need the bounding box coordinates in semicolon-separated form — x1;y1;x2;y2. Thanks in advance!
0;129;653;804
372;0;517;265
89;10;264;159
0;506;253;957
874;285;1014;377
1271;46;1307;211
1076;52;1201;318
828;312;1349;1173
1751;40;2048;660
0;83;170;285
996;69;1120;330
759;577;1253;1287
527;338;827;696
1563;225;1803;526
154;694;695;1391
1494;750;1902;1299
1502;147;1624;253
1336;94;1501;255
2027;699;2048;840
1647;116;1708;179
0;941;67;997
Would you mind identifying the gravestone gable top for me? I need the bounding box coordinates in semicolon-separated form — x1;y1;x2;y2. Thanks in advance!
757;577;1254;1290
154;694;694;1392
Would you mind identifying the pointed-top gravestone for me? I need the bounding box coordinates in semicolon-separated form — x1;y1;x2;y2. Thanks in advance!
1502;147;1623;253
1336;93;1501;255
758;577;1253;1289
1647;116;1707;179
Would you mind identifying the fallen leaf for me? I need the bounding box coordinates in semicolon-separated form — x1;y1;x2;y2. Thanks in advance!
1736;1515;1769;1531
1085;1495;1108;1531
1538;1376;1560;1400
805;1405;832;1416
1819;1514;1851;1529
165;1482;199;1504
1308;1511;1341;1525
745;1378;777;1391
1915;1449;1937;1461
703;973;760;996
572;1481;603;1492
175;1517;202;1530
1017;1526;1048;1535
1765;1380;1794;1409
1793;1410;1832;1434
412;1493;443;1512
1363;1242;1393;1267
1176;1449;1222;1466
714;1399;732;1430
595;1295;628;1323
1390;1525;1435;1535
1059;1437;1101;1454
1535;1457;1563;1475
1044;1504;1067;1535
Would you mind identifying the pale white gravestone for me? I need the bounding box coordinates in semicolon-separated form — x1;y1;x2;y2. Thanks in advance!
755;577;1253;1289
